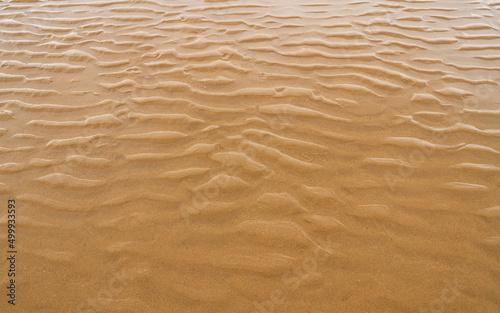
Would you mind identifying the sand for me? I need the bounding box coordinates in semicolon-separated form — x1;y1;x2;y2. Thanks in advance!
0;0;499;312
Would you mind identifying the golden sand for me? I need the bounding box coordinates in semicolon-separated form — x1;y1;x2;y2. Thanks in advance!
0;0;499;312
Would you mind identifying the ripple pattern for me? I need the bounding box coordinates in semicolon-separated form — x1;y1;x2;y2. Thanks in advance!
0;0;499;312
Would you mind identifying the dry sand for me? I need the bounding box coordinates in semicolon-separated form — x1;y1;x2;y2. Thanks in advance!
0;0;499;312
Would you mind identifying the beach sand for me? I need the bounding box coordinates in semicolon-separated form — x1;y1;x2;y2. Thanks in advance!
0;0;499;312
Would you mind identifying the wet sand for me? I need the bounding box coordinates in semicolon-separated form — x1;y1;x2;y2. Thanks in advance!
0;0;499;312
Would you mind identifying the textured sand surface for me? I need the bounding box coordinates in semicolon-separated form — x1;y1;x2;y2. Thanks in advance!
0;0;499;312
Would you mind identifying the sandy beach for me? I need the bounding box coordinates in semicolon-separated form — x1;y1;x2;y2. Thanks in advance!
0;0;499;312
